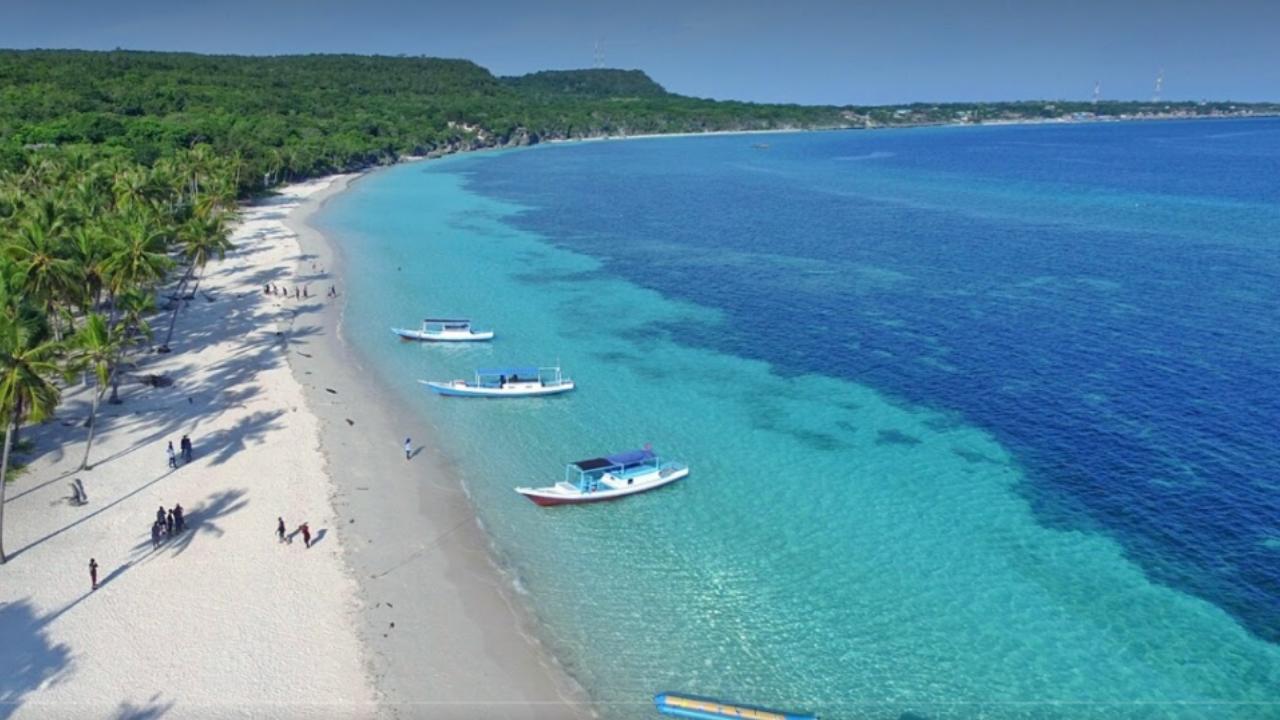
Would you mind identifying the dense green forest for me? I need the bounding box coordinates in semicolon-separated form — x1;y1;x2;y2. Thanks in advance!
2;50;1276;195
0;51;851;192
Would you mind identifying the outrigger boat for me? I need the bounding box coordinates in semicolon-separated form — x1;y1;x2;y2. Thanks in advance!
391;318;493;342
419;365;574;398
516;447;688;506
654;693;816;720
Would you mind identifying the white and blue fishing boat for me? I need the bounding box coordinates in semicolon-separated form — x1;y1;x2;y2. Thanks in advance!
515;447;688;506
419;365;574;398
391;318;494;342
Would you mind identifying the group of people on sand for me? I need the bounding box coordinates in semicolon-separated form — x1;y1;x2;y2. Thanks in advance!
263;283;338;299
277;517;313;548
151;503;186;548
166;435;194;469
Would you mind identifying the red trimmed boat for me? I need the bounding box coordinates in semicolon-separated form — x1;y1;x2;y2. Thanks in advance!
515;448;689;506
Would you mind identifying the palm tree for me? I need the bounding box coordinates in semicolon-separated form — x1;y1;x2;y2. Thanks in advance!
194;171;237;220
109;290;154;404
115;289;155;345
158;212;232;350
0;310;62;563
179;144;218;207
5;209;76;340
69;314;121;470
111;166;170;214
68;223;117;315
101;212;173;305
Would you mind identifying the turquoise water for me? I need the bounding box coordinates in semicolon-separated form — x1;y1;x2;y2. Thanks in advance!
317;123;1280;719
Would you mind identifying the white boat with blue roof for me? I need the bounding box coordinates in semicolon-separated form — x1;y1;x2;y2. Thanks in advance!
419;365;574;397
516;447;689;506
392;318;494;342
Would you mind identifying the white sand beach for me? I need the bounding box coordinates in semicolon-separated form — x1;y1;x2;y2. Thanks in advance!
1;175;589;719
0;178;373;718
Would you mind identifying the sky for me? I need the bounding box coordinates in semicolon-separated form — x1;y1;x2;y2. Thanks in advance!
2;0;1278;105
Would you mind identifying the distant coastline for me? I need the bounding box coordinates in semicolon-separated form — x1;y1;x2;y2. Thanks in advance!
407;109;1279;167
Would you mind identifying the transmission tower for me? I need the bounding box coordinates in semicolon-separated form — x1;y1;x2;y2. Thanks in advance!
1093;81;1101;105
1152;69;1164;102
593;40;605;69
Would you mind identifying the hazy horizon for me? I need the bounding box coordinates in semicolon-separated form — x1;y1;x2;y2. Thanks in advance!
3;0;1278;105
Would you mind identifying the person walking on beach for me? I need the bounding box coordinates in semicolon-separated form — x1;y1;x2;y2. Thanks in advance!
166;441;177;469
174;504;185;533
404;438;412;461
89;558;98;590
165;509;175;537
151;520;162;548
295;287;301;300
303;286;309;298
277;517;287;543
299;522;311;549
157;505;166;527
328;285;337;298
180;434;193;463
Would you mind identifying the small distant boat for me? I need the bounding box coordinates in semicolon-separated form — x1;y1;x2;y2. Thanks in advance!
419;365;574;398
516;447;688;506
654;693;816;720
752;143;770;149
391;318;493;342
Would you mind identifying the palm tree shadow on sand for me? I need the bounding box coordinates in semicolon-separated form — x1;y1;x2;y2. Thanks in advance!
202;411;285;467
0;599;73;720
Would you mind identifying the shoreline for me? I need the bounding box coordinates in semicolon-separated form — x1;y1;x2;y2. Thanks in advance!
256;113;1275;717
429;111;1279;161
280;172;593;718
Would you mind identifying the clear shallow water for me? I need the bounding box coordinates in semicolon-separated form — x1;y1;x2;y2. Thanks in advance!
318;120;1280;719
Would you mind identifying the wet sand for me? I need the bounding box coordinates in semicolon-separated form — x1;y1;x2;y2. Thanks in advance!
282;173;591;719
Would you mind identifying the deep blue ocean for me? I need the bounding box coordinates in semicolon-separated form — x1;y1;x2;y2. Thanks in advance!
320;119;1280;718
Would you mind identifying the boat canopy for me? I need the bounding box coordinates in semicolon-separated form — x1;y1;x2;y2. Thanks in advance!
606;449;655;466
572;449;655;472
423;318;470;324
476;366;539;377
571;457;615;472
